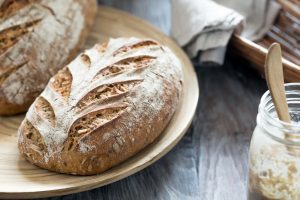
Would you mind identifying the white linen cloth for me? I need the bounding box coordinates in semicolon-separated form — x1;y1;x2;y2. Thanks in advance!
171;0;281;65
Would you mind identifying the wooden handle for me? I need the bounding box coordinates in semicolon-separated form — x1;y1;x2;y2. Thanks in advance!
230;35;300;82
265;43;291;122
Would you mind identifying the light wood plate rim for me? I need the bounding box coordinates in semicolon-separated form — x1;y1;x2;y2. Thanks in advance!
0;6;199;199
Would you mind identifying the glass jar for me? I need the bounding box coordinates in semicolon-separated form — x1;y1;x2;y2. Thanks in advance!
248;83;300;200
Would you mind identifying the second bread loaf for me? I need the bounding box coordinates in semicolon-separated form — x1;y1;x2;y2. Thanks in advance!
0;0;97;115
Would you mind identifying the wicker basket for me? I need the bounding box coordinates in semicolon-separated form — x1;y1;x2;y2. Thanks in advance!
230;0;300;82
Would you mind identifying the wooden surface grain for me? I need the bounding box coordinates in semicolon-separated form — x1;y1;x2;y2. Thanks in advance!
44;0;268;199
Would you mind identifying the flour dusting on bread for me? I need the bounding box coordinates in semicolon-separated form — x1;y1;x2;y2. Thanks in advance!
18;37;183;175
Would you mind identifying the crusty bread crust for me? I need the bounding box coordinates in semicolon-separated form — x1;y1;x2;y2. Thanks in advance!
0;0;97;115
18;38;183;175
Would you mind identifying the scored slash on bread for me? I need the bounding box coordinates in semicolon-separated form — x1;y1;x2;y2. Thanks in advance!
18;37;183;175
0;0;97;115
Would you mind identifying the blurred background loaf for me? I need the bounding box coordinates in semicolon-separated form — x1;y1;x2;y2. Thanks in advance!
0;0;97;115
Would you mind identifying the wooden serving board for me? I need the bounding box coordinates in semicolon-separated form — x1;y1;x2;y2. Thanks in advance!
0;6;199;199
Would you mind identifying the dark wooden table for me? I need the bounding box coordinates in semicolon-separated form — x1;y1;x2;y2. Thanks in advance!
46;1;268;199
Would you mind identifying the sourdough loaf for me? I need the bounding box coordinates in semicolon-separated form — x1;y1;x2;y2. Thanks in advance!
18;37;183;175
0;0;97;115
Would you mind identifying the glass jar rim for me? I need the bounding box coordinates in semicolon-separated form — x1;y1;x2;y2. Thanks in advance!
259;83;300;135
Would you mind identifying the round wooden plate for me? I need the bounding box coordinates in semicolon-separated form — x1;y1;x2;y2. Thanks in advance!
0;6;199;199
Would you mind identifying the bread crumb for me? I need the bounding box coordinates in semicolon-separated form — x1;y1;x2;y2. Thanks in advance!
112;142;120;153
